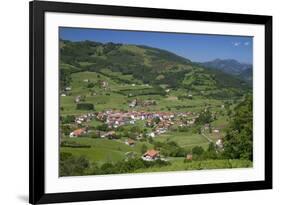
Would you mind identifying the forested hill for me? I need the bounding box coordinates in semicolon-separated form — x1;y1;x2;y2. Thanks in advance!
60;40;250;98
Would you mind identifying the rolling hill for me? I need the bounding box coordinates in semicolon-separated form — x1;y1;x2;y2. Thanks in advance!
60;40;251;99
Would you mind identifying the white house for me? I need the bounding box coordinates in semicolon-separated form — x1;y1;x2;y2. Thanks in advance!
213;129;220;133
216;139;223;149
147;132;155;138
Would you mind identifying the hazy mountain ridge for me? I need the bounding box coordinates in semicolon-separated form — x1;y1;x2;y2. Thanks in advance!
198;59;252;83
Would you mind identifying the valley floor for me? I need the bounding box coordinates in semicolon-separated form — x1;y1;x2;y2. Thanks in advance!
59;70;251;176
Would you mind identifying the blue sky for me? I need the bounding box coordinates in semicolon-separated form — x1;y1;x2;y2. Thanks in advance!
60;27;253;64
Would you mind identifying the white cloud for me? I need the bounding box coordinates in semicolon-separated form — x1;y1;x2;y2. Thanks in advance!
232;42;241;47
244;41;250;46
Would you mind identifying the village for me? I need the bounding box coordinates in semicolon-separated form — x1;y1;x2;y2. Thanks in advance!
66;108;223;162
69;110;197;137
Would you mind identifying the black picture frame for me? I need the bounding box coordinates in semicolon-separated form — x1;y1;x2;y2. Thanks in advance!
29;0;272;204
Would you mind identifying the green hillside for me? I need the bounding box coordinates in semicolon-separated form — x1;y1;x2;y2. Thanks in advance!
60;40;250;96
59;40;253;177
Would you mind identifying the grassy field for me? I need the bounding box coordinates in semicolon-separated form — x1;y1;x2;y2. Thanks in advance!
154;131;210;149
134;159;253;173
61;137;153;165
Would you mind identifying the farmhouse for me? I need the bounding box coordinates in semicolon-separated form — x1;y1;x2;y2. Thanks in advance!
69;128;86;138
142;100;156;107
101;131;117;139
100;80;108;88
216;139;224;149
186;154;193;161
129;99;137;108
65;87;72;91
146;119;154;127
147;132;155;138
212;129;220;133
142;149;160;161
155;127;167;135
125;138;135;146
204;124;210;130
75;96;81;103
186;118;195;125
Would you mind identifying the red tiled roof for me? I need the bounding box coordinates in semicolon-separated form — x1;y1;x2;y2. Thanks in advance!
144;149;159;158
73;128;85;136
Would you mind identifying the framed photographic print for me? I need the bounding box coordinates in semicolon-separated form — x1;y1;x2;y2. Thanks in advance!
29;0;272;204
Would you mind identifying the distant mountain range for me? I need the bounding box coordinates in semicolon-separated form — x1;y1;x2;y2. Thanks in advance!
198;59;253;83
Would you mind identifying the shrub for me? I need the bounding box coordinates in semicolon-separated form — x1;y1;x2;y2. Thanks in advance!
59;152;90;176
61;115;75;124
192;146;204;156
76;103;94;110
87;82;95;88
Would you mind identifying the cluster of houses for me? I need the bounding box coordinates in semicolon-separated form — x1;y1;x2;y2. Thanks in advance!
74;113;95;125
96;110;197;133
70;110;198;139
66;109;224;162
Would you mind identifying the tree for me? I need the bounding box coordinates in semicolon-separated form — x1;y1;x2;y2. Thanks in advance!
60;124;71;136
196;108;213;124
96;124;109;131
87;82;95;88
192;146;204;156
61;115;75;124
203;142;218;159
76;103;94;110
223;95;253;161
59;152;90;176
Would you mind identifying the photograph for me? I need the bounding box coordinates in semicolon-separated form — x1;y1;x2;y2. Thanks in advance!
59;27;254;177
